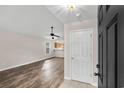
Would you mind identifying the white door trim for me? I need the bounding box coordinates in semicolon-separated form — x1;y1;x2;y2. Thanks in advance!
70;28;94;84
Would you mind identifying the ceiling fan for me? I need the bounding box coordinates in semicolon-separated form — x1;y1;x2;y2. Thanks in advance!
50;26;60;39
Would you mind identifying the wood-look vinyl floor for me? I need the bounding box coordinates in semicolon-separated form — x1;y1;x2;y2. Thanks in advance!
59;80;96;88
0;57;64;88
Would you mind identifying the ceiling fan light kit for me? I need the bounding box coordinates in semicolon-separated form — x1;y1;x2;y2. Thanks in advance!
52;36;54;39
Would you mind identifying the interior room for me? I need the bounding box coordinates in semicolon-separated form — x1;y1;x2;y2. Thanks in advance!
0;5;124;88
0;5;97;88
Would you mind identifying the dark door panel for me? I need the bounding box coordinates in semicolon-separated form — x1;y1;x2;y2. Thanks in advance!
98;33;104;87
98;5;119;88
107;23;117;88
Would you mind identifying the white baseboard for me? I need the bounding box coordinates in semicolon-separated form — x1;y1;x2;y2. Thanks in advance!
64;77;71;80
91;82;98;87
0;57;55;72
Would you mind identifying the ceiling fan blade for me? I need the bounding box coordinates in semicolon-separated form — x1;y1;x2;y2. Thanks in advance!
53;34;60;37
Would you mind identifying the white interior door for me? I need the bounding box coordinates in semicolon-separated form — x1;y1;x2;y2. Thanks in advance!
71;29;93;83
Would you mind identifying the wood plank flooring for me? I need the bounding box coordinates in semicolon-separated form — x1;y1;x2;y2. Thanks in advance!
0;57;64;88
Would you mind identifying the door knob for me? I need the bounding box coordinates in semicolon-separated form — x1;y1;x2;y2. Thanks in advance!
94;72;100;76
96;64;100;68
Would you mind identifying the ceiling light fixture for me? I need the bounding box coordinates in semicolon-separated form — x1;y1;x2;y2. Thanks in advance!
67;5;76;12
52;36;54;39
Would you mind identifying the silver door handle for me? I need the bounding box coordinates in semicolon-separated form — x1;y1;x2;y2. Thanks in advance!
94;72;100;76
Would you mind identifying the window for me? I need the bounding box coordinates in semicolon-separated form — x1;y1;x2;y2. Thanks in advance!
46;42;50;54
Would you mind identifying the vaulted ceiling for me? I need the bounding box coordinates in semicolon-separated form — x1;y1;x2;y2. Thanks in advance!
0;6;64;39
46;5;97;24
0;5;97;40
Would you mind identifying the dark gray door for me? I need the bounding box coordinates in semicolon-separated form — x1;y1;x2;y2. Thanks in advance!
98;33;104;87
107;22;117;88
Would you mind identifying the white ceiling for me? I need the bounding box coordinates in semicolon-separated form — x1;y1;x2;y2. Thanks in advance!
0;5;97;40
46;5;97;24
0;6;64;39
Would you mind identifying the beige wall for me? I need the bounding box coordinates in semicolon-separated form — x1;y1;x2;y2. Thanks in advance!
64;19;98;85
